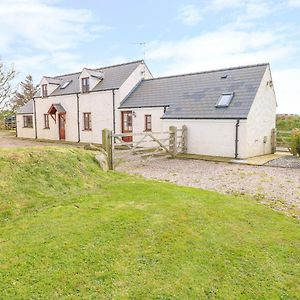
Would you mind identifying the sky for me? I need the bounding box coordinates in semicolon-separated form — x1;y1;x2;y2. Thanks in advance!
0;0;300;113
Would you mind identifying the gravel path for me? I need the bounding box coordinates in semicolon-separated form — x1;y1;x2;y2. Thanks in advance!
0;131;63;148
115;151;300;218
266;155;300;168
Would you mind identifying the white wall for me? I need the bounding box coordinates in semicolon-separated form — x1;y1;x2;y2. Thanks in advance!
120;107;248;158
127;107;166;148
163;119;248;158
79;90;114;144
19;62;148;145
246;66;277;157
35;94;78;142
16;114;36;139
118;63;152;100
116;63;153;134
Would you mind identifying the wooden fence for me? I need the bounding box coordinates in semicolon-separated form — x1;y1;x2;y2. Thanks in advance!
101;126;187;170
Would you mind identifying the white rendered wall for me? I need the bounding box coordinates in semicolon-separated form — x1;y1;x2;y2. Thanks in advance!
120;107;248;158
29;62;148;144
162;119;248;158
79;90;114;144
116;63;153;134
35;94;78;142
16;114;36;139
246;66;277;157
120;107;165;148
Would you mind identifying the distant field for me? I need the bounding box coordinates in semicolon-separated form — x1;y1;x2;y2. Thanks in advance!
276;114;300;147
0;147;299;299
277;114;300;131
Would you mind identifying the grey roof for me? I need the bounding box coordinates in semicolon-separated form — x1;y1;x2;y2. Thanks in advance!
16;99;34;114
120;63;269;119
35;60;143;98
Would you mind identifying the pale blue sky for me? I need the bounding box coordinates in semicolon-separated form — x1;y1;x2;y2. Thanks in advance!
0;0;300;113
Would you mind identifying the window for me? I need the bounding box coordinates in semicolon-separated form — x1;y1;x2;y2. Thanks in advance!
44;114;49;129
23;115;33;128
60;81;71;89
42;84;48;97
81;77;90;93
145;114;152;131
83;113;92;130
215;93;234;108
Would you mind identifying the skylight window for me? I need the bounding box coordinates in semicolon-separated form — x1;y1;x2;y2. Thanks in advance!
60;81;71;89
216;93;234;108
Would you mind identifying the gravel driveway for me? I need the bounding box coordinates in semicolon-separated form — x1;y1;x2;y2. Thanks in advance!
115;151;300;218
0;131;61;148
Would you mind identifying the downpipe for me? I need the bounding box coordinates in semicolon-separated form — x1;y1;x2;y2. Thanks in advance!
235;119;240;159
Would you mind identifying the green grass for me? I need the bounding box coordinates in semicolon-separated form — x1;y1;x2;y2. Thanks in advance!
277;114;300;131
0;147;299;299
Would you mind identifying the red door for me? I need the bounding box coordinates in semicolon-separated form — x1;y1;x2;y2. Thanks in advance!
121;111;133;142
59;113;66;140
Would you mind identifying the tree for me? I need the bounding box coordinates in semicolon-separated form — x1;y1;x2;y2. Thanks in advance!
10;75;37;112
0;62;16;110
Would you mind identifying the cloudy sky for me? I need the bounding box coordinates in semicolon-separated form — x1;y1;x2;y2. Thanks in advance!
0;0;300;113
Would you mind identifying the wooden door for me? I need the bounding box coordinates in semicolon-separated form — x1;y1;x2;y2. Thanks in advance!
59;113;66;140
121;111;133;142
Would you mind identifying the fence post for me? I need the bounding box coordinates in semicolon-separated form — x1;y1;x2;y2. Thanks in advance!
271;128;276;154
102;128;113;170
181;125;187;154
169;126;177;158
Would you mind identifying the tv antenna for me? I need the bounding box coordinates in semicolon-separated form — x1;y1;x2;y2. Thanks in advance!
133;42;146;61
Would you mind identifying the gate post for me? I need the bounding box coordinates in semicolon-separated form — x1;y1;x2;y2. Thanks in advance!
271;128;276;154
169;126;177;158
181;125;187;154
102;128;113;170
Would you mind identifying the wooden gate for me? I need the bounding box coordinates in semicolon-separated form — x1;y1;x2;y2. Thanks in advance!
101;126;187;170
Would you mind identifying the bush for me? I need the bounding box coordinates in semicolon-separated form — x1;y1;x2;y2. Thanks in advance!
290;129;300;156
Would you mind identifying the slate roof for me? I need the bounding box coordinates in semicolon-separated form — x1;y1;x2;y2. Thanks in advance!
34;60;143;98
16;99;34;114
119;63;269;119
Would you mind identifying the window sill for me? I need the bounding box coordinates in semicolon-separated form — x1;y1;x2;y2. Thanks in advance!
23;127;33;129
82;129;92;131
44;127;50;130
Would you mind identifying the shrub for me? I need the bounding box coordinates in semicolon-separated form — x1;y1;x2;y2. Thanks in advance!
290;129;300;156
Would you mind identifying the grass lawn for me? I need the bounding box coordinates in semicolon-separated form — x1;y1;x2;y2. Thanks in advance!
0;147;299;299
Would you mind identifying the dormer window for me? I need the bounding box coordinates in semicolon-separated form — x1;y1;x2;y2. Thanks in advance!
215;93;234;108
42;84;48;97
81;77;90;93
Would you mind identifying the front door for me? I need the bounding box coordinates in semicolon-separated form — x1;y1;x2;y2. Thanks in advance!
58;113;66;140
121;111;133;142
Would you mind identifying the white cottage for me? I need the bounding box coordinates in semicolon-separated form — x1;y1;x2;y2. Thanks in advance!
16;61;276;159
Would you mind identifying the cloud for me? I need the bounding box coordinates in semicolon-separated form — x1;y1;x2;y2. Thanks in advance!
209;0;242;10
0;0;110;53
148;29;298;113
288;0;300;7
0;0;112;83
148;29;292;71
179;4;202;26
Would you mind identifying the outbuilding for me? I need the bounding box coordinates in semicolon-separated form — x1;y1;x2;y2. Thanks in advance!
119;63;276;158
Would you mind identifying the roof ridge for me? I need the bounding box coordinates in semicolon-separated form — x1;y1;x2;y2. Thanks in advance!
144;63;269;82
95;60;144;71
51;60;144;79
